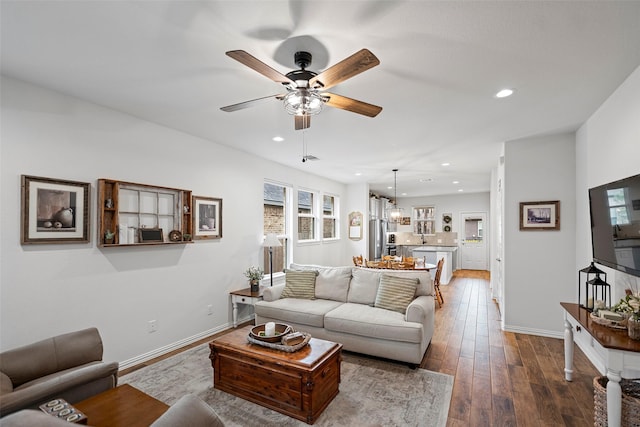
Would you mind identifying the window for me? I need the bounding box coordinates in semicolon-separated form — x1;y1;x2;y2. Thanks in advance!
413;206;435;235
263;182;291;275
322;194;339;239
607;188;630;225
298;189;317;241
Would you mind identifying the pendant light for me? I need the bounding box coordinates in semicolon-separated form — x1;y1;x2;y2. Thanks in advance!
387;169;404;223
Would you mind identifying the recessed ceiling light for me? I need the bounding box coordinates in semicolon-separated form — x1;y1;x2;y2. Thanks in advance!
495;89;514;98
401;192;407;196
458;189;464;192
387;186;393;189
441;162;450;167
452;180;459;184
355;172;362;176
272;136;284;142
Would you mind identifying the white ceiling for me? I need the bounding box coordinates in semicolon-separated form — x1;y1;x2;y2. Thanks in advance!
2;1;640;198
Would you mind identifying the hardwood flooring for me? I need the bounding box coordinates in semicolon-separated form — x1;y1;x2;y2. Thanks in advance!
427;270;599;427
120;269;600;426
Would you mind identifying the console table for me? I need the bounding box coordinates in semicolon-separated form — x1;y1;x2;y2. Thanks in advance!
561;302;640;426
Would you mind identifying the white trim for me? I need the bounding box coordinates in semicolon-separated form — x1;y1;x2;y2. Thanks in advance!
502;324;563;339
118;323;229;371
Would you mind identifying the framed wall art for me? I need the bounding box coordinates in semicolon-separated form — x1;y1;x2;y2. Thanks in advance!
348;211;363;240
519;200;560;231
21;175;90;244
192;195;222;239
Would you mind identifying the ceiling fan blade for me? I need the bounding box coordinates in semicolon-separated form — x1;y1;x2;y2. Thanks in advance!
226;50;295;85
309;49;380;90
220;94;285;112
294;115;311;130
324;93;382;117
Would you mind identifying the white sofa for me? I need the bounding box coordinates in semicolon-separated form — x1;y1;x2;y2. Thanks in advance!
254;264;435;366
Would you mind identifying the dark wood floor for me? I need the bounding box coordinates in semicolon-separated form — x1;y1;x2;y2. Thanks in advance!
428;270;599;427
121;270;600;426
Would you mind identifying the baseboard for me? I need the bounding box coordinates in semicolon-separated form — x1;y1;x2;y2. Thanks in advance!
119;322;234;370
502;324;563;339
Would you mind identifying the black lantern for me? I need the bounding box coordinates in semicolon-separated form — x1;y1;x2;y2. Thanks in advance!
578;262;609;311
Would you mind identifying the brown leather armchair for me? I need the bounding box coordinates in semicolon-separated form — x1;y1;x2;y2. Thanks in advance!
0;327;118;416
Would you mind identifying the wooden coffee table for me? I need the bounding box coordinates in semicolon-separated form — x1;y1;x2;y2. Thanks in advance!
74;384;168;426
209;325;342;424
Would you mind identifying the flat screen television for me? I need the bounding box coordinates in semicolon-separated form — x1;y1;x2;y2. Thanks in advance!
589;173;640;278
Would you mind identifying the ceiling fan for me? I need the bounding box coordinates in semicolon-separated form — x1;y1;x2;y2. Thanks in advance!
220;49;382;130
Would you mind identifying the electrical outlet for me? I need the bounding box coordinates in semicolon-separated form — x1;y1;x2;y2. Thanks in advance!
207;304;213;315
148;320;157;333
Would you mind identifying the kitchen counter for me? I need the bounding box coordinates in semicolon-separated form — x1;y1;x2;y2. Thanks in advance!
412;246;458;284
412;246;458;251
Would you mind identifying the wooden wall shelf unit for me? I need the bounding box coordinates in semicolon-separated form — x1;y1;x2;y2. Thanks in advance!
97;179;192;247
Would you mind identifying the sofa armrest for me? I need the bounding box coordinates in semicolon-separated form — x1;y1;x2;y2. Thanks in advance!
262;283;285;302
151;394;224;427
1;371;13;393
405;295;434;323
0;361;118;416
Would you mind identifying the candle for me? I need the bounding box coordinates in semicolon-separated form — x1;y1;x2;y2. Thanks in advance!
265;322;275;337
587;297;594;309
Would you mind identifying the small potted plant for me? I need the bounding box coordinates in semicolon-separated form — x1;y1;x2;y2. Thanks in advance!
104;230;115;244
244;266;264;292
182;233;192;242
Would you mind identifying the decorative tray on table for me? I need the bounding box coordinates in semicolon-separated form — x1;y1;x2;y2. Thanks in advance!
247;323;311;352
589;311;628;330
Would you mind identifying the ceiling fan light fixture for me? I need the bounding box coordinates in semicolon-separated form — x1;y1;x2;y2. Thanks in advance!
283;89;324;116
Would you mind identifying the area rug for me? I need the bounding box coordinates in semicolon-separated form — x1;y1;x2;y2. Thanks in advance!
121;343;453;427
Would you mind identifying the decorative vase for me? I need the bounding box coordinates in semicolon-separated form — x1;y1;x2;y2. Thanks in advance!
628;317;640;340
53;208;74;228
250;280;259;293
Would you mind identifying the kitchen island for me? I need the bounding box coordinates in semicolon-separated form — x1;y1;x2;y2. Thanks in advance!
411;246;457;284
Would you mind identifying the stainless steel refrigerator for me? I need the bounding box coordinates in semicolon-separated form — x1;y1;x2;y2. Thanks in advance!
368;218;388;261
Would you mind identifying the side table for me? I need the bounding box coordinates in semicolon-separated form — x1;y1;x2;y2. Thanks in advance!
230;287;263;328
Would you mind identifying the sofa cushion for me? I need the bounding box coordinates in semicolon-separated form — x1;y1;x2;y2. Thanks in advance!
280;270;318;299
324;303;423;344
290;264;352;302
375;274;418;314
254;298;343;328
347;268;381;306
315;267;352;302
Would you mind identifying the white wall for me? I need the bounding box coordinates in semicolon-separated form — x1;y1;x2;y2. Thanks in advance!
0;76;360;365
502;133;576;336
576;65;640;300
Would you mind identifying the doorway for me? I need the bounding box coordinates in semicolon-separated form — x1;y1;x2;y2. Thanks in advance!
460;212;488;270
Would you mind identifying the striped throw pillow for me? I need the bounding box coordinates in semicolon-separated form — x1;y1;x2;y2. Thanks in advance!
374;274;419;314
280;270;318;299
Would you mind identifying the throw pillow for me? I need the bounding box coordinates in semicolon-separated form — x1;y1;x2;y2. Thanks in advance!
280;269;318;299
375;274;419;314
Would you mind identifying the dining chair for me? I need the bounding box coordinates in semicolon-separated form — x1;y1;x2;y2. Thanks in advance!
353;255;364;266
433;257;445;307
